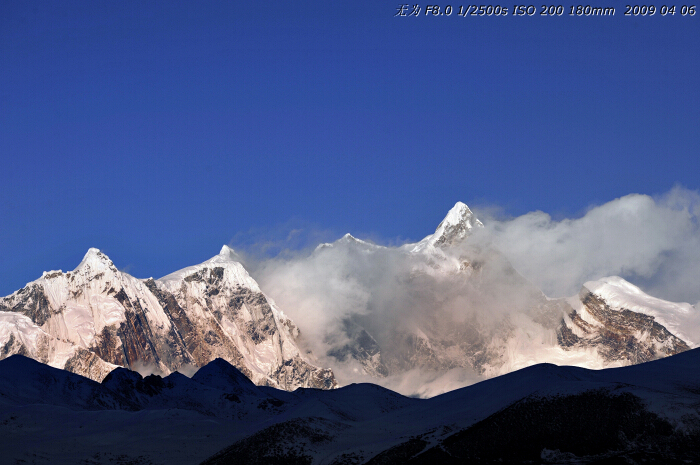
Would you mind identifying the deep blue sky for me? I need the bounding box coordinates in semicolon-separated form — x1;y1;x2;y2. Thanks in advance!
1;1;698;295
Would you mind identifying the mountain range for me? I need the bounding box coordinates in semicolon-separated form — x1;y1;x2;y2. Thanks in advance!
0;245;335;390
0;202;697;397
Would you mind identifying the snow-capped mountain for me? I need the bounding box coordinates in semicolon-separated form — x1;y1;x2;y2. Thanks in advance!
1;201;696;396
303;202;695;392
0;246;336;390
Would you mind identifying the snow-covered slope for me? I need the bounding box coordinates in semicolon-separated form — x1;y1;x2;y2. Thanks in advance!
556;277;694;365
575;276;699;347
0;247;336;390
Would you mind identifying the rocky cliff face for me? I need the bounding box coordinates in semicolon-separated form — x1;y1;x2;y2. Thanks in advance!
0;247;336;389
557;286;691;364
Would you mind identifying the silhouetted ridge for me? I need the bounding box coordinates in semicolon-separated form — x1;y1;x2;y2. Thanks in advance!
0;350;699;464
0;354;138;411
192;357;259;395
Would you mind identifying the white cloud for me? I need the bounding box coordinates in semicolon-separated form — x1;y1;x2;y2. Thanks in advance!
253;237;543;396
479;186;700;304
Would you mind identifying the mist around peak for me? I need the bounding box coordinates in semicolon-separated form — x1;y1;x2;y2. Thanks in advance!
242;187;700;397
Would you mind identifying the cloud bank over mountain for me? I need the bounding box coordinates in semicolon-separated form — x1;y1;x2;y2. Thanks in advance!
243;187;700;395
479;186;700;304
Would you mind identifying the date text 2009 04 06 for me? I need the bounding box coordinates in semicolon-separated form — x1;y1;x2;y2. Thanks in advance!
394;4;696;17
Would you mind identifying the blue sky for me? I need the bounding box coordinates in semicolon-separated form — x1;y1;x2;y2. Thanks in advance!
1;1;699;296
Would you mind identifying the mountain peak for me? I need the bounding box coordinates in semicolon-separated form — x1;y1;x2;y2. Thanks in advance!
437;202;480;230
333;233;384;251
431;202;484;245
158;246;261;293
191;357;259;395
84;247;103;258
74;248;117;273
410;202;484;253
219;244;236;257
211;245;242;265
